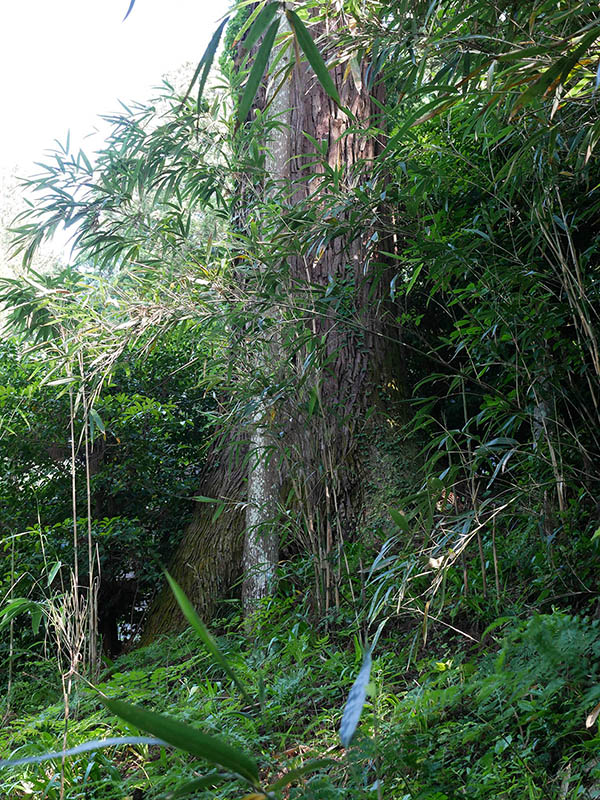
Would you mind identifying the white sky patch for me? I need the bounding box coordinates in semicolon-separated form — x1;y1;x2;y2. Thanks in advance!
1;0;230;173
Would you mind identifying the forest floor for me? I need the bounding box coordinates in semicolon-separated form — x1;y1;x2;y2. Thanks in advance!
1;584;600;799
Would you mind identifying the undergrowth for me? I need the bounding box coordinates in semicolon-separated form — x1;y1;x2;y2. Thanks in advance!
2;594;600;800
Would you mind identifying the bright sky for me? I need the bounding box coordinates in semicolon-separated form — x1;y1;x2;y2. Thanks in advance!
1;0;230;173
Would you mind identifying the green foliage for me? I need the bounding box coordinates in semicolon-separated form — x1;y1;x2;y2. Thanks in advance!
165;571;251;702
0;327;214;663
183;16;230;113
3;0;600;797
102;697;260;787
238;16;281;124
377;613;600;798
3;602;600;798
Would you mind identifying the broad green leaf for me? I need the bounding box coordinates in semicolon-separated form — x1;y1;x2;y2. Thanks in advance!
89;408;105;434
241;2;280;53
389;508;408;532
47;560;62;587
30;606;42;635
238;18;280;124
103;698;259;786
165;572;251;703
405;262;424;294
339;649;372;748
266;759;336;792
285;10;342;108
0;598;37;629
234;1;269;45
193;495;218;503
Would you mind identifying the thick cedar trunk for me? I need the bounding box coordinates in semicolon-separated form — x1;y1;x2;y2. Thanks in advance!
279;21;388;612
288;23;386;399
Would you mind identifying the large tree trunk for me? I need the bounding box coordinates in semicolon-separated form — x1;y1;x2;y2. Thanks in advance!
278;18;389;614
144;8;393;634
236;8;391;615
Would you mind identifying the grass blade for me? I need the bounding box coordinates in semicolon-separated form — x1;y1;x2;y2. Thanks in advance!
165;572;251;703
0;737;165;769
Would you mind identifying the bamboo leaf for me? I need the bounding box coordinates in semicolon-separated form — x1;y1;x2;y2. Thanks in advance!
31;606;42;635
238;18;280;124
234;1;268;46
89;408;105;435
181;17;230;108
405;262;424;294
339;649;372;748
242;2;280;52
122;0;135;21
0;598;38;630
285;9;342;107
103;698;259;785
389;508;409;532
349;56;363;93
0;737;164;769
47;560;62;587
165;572;252;703
211;502;226;523
307;386;319;417
197;18;230;110
511;28;600;117
45;377;76;387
